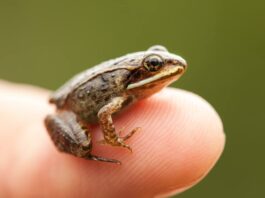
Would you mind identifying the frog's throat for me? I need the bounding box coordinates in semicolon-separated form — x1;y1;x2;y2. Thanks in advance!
127;66;183;90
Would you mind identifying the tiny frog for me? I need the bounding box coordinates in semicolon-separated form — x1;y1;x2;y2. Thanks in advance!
45;45;187;164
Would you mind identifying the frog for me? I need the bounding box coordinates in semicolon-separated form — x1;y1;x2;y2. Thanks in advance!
44;45;187;164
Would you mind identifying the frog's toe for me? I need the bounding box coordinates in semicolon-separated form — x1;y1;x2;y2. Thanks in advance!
121;127;141;141
87;154;121;164
120;144;133;152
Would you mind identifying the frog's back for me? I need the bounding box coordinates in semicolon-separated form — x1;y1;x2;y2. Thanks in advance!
50;60;114;107
50;52;144;108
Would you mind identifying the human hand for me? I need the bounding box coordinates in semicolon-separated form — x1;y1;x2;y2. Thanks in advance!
0;80;225;198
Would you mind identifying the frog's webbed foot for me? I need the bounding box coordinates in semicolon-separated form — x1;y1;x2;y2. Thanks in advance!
97;97;140;151
44;111;121;164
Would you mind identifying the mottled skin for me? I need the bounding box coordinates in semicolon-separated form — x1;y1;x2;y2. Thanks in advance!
45;45;187;164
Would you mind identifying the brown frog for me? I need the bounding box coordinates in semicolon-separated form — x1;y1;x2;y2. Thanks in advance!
44;45;187;164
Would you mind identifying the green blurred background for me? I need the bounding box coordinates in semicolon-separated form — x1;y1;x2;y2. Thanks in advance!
0;0;264;197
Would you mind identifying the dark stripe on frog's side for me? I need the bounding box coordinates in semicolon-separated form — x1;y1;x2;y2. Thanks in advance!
65;69;131;123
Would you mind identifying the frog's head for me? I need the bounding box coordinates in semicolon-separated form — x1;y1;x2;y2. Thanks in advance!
126;45;187;98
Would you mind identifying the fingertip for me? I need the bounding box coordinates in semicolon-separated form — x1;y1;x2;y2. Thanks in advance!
99;88;225;197
153;88;225;197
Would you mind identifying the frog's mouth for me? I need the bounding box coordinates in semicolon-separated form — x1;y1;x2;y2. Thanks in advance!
127;66;184;90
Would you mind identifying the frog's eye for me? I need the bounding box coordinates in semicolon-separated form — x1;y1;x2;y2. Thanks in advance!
143;55;164;72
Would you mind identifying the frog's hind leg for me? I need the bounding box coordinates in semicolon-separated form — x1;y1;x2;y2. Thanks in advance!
44;111;121;164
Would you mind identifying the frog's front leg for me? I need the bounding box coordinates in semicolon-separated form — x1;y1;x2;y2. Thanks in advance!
44;111;121;164
97;97;139;151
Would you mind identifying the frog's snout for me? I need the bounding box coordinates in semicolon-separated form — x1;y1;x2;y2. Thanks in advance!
167;58;188;71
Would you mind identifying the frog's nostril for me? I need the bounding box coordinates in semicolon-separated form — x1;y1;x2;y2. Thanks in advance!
178;66;185;74
168;59;187;69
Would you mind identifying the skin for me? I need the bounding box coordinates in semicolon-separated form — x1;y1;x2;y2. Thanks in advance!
0;81;225;198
